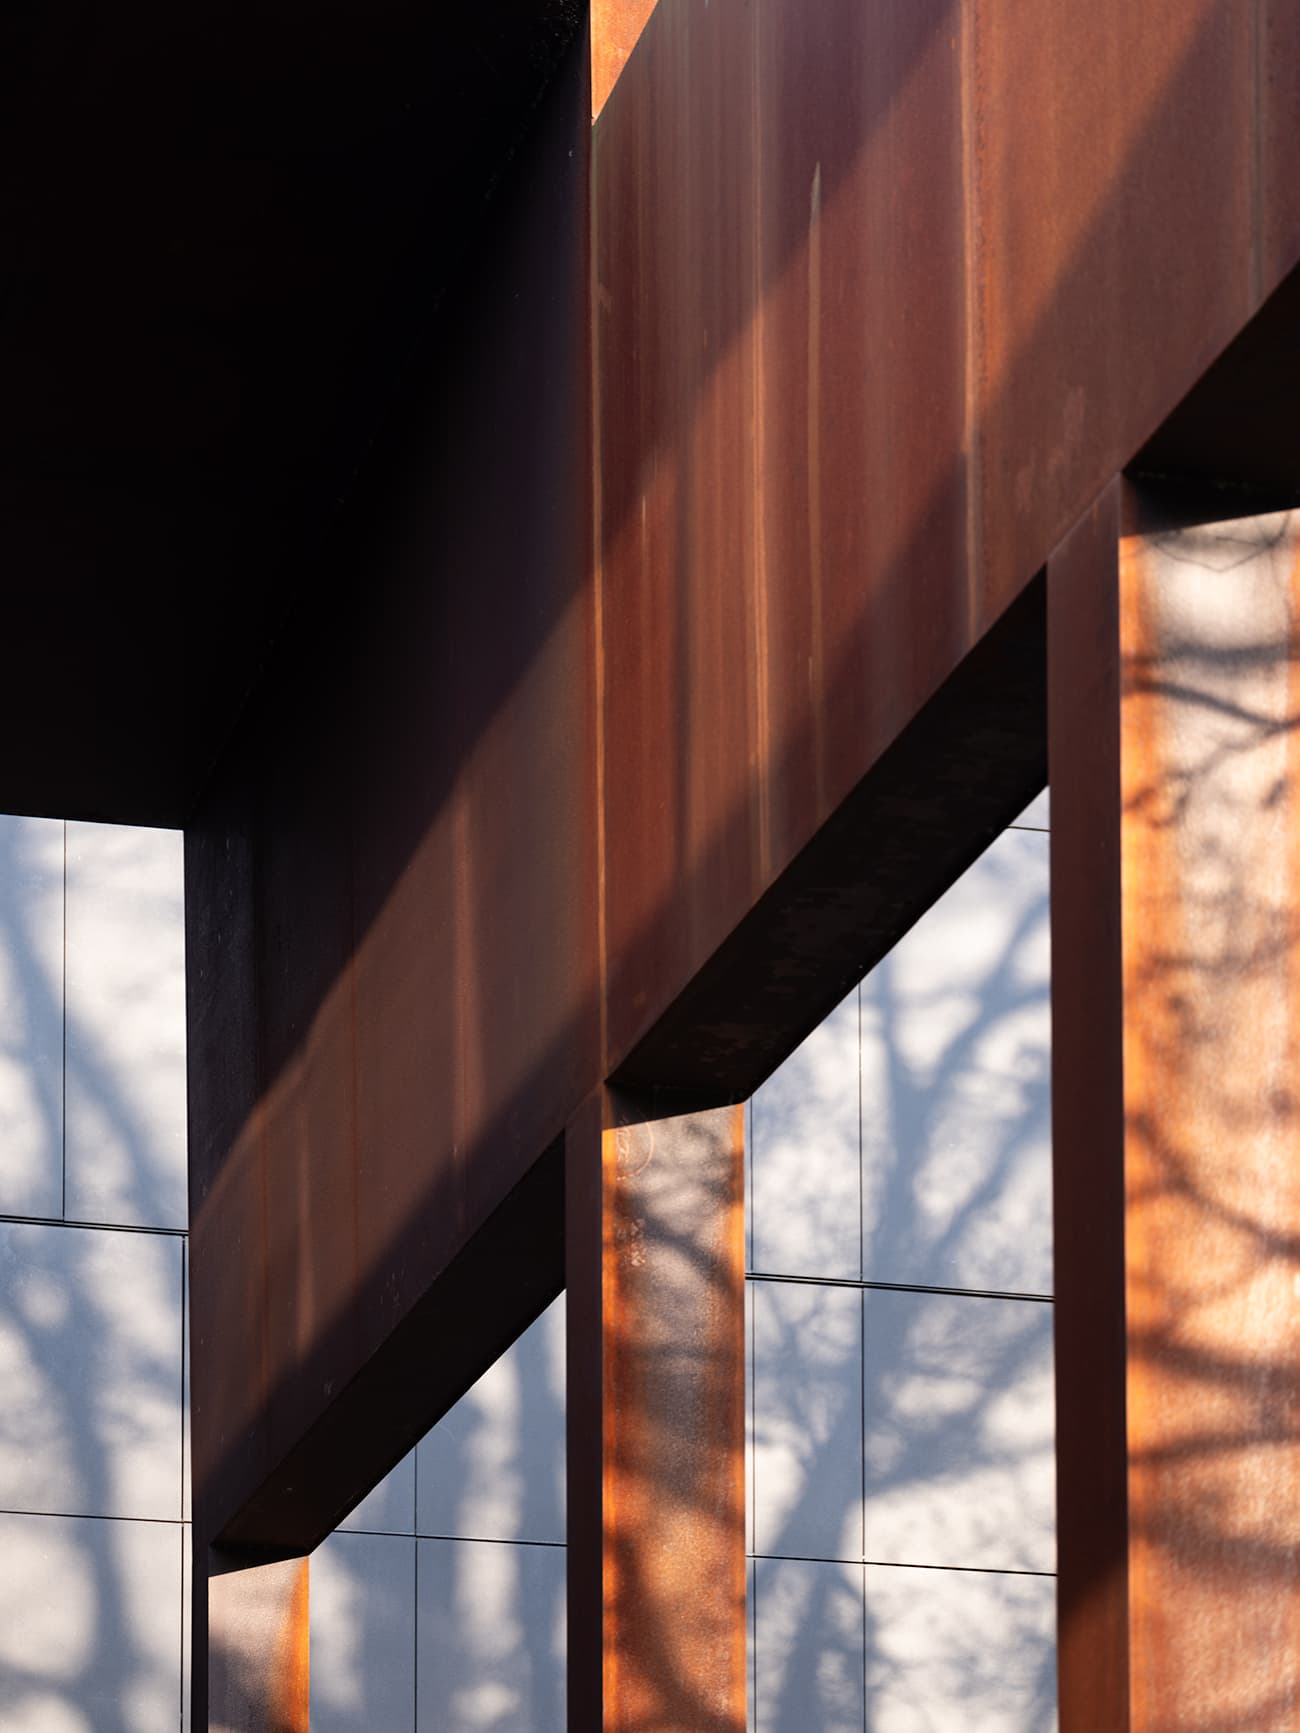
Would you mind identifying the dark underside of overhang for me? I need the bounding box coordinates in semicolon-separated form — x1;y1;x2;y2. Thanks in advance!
0;0;581;825
4;0;1300;831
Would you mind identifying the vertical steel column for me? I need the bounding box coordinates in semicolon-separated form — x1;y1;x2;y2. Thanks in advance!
201;1548;309;1733
567;1087;747;1732
1050;479;1300;1729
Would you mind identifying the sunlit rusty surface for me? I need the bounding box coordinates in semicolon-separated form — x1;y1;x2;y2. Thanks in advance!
208;1554;309;1733
591;0;659;117
568;1092;746;1732
192;0;1300;1620
592;0;1292;1082
1051;492;1300;1730
1121;499;1300;1729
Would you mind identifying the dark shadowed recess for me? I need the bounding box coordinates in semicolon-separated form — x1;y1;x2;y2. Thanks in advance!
0;0;582;823
1133;266;1300;508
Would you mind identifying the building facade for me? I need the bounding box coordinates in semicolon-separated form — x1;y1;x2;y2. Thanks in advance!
0;795;1054;1730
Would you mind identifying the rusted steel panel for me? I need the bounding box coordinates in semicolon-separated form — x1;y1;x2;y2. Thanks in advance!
750;0;970;875
186;32;594;1551
591;0;659;118
615;573;1046;1097
969;0;1256;632
1121;490;1300;1728
593;0;1292;1091
593;0;763;1077
189;0;1300;1604
1261;1;1300;290
567;1089;746;1733
1051;482;1300;1729
594;0;970;1074
1047;483;1130;1732
206;1551;309;1733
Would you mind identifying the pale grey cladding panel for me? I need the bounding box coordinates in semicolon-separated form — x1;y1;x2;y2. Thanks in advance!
863;1563;1057;1731
0;1221;184;1520
0;815;64;1220
337;1446;417;1536
417;1297;565;1545
416;1538;565;1733
860;828;1052;1297
311;1531;417;1732
1010;788;1050;830
0;1511;182;1733
753;1556;866;1733
862;1289;1055;1573
751;1278;863;1563
64;823;187;1232
750;985;860;1281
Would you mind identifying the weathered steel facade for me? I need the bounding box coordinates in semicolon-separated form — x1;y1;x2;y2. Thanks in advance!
5;0;1300;1724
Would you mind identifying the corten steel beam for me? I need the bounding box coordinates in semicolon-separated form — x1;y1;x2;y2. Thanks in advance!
182;0;1300;1716
204;1552;309;1733
1050;482;1300;1729
566;1090;746;1733
591;0;1299;1095
185;31;594;1565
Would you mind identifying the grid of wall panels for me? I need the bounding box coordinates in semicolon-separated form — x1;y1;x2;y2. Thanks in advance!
747;795;1056;1731
0;794;1055;1730
311;792;1056;1731
312;1300;567;1733
0;817;189;1733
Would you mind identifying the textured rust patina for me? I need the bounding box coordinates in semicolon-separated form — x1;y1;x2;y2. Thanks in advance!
4;0;1296;1722
567;1091;746;1733
206;1553;309;1733
1051;486;1300;1730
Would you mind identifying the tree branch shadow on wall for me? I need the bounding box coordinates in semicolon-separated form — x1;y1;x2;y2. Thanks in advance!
0;818;188;1733
306;822;1056;1731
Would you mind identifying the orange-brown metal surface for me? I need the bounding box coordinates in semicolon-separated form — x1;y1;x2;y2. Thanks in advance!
1122;492;1300;1728
207;1554;309;1733
567;1091;746;1733
1048;484;1131;1731
594;0;969;1074
969;0;1258;628
187;31;594;1553
1051;486;1300;1729
189;0;1300;1593
593;0;1295;1085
